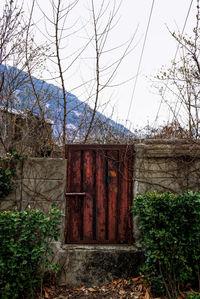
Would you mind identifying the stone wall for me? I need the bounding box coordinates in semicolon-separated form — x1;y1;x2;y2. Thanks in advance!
2;141;200;287
2;141;200;242
133;140;200;243
0;109;53;157
133;140;200;195
0;157;67;240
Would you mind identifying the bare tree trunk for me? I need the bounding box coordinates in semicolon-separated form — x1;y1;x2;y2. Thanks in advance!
55;0;67;157
83;0;100;143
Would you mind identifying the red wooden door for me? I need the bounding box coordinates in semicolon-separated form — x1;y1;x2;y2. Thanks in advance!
65;144;134;244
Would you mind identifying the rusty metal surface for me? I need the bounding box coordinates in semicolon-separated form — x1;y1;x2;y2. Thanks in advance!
65;144;134;244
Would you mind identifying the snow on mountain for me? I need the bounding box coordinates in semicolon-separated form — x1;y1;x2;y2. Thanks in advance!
0;65;132;142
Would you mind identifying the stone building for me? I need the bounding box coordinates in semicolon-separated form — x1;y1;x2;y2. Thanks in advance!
0;106;53;156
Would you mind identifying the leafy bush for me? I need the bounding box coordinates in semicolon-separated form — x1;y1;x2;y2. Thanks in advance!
132;191;200;298
0;205;63;298
0;167;16;199
0;151;23;200
186;292;200;299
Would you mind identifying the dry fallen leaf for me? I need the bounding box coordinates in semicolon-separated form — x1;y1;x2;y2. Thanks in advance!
87;287;96;292
131;277;142;282
58;283;67;287
44;290;49;298
137;284;143;292
38;276;150;299
74;286;85;291
144;289;150;299
119;289;126;295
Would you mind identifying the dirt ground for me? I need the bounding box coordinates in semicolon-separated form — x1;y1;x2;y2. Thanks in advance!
37;276;200;298
38;277;150;299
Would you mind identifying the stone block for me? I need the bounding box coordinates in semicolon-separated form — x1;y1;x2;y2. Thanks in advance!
134;141;200;158
0;200;20;211
22;179;66;202
134;156;200;180
21;200;65;215
135;143;174;158
23;158;67;180
135;156;178;173
56;245;144;287
135;178;182;194
187;174;200;191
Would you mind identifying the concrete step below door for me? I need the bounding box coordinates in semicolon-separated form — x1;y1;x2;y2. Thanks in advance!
51;243;144;287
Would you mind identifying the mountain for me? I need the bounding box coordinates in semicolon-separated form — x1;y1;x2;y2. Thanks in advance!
0;65;132;143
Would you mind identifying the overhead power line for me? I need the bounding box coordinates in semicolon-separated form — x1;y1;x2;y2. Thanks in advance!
126;0;156;124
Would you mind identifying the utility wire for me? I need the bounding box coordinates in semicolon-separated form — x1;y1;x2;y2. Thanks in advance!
153;0;194;125
126;0;155;124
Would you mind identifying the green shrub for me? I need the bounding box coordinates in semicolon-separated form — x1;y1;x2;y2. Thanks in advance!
0;151;23;200
0;205;63;299
0;167;16;199
186;292;200;299
132;190;200;298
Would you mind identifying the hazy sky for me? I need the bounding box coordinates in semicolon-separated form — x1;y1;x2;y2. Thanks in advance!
109;0;196;130
2;0;197;130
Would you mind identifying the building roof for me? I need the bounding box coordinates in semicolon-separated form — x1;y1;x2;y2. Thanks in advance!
0;106;54;125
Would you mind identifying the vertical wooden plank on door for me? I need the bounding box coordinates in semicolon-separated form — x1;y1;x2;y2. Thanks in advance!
117;149;129;243
66;150;83;243
107;150;118;242
96;149;107;241
127;148;134;243
83;150;95;241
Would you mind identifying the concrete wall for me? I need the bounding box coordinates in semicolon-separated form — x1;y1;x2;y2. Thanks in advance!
3;140;200;231
132;140;200;244
2;141;200;287
0;157;67;241
134;140;200;195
